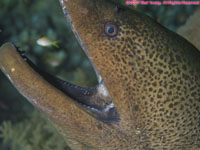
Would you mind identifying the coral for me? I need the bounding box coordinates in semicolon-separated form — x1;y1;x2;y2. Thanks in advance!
0;111;71;150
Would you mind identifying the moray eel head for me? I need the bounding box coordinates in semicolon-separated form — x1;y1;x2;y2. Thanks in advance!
60;0;200;149
0;0;200;149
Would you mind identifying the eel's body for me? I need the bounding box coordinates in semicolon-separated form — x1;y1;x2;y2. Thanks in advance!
0;0;200;149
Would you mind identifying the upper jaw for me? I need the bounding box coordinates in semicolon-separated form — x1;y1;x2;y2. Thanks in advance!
55;0;120;122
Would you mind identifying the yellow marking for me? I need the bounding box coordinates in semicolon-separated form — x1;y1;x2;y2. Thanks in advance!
11;68;15;72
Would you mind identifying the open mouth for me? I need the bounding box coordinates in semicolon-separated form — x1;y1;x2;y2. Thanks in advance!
16;1;120;122
17;48;119;122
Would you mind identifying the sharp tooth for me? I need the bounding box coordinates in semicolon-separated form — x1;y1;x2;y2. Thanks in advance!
97;82;109;97
98;74;102;83
103;103;115;112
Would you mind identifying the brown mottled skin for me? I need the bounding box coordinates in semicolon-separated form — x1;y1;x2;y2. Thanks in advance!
0;0;200;149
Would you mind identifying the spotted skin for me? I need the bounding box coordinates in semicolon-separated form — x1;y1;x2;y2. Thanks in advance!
60;0;200;149
1;0;200;149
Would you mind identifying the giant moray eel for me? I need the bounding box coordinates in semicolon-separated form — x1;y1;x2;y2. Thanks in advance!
0;0;200;149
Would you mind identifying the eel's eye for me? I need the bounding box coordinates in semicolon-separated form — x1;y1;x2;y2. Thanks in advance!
104;21;119;38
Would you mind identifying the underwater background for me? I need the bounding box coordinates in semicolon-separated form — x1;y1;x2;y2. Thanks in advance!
0;0;199;149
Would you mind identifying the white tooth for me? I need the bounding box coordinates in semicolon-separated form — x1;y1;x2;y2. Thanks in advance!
84;91;89;95
103;103;114;112
90;107;97;111
60;0;64;5
98;74;102;83
97;83;109;97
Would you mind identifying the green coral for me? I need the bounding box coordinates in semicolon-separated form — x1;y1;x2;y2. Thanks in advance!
0;111;70;150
